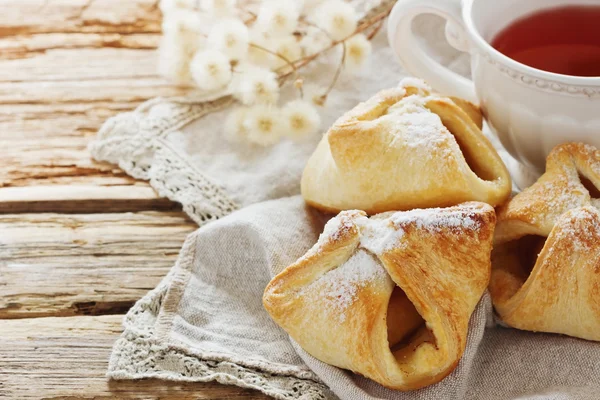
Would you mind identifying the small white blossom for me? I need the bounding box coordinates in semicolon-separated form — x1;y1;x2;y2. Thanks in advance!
158;34;195;84
162;9;203;35
159;0;197;13
200;0;236;16
344;34;371;71
270;36;302;69
303;83;328;106
208;18;249;60
244;105;285;146
300;26;332;56
158;13;202;84
224;107;249;143
283;100;321;140
190;49;232;91
231;66;279;105
256;0;300;36
312;0;358;41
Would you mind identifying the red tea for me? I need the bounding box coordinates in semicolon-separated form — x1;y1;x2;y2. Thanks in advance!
491;6;600;77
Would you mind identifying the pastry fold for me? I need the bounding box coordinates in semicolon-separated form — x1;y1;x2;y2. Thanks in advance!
490;143;600;341
301;79;511;214
263;202;496;390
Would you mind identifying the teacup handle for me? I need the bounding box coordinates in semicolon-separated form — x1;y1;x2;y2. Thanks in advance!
387;0;477;103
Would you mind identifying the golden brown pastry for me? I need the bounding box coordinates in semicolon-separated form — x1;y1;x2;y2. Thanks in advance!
301;78;511;214
490;142;600;341
263;202;496;390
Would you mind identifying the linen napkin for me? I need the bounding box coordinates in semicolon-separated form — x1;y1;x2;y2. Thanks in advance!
108;195;600;399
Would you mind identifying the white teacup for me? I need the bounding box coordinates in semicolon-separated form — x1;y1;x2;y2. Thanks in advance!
387;0;600;180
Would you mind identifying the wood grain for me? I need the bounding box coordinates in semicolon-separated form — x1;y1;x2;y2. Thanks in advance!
0;0;193;207
0;2;273;398
0;0;161;36
0;315;270;399
0;186;180;213
0;211;197;318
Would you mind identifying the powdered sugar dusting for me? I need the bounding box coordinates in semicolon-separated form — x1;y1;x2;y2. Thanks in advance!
320;210;364;243
533;167;591;222
390;207;480;232
384;94;452;152
310;205;485;322
558;207;600;252
312;249;387;322
398;77;431;93
359;205;482;254
355;216;405;255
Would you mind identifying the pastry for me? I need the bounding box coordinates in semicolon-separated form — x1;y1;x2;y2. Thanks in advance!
263;202;496;390
301;78;511;214
490;142;600;341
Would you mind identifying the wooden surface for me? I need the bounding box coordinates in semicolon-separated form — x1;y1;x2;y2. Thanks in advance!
0;1;269;398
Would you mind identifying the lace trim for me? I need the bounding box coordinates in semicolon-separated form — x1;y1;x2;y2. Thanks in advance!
88;95;240;226
108;258;333;400
109;334;332;400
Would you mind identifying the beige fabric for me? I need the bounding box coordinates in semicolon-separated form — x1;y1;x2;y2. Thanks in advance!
108;196;600;399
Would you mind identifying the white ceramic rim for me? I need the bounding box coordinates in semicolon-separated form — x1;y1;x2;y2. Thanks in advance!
461;0;600;86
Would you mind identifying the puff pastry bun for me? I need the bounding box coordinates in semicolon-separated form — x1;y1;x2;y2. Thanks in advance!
301;79;511;214
263;202;496;390
490;143;600;341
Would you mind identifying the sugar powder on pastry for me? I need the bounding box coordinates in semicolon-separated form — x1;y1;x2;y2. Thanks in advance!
301;78;511;214
263;202;496;390
490;142;600;341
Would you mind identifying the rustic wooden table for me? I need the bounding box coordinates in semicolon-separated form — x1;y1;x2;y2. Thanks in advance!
0;1;269;398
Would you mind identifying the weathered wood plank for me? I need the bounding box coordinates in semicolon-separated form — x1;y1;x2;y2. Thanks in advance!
0;33;160;60
0;47;162;82
0;212;197;318
0;0;162;36
0;49;190;203
0;0;193;205
0;315;270;399
0;186;180;213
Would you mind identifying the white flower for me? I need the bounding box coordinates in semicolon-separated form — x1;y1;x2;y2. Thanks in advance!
158;35;194;84
231;66;279;105
224;107;249;143
158;18;201;84
159;0;197;13
162;9;203;35
269;36;302;69
208;18;249;60
312;0;358;41
244;105;285;146
190;49;232;91
200;0;236;16
256;0;300;36
344;34;371;71
300;26;332;56
303;83;328;106
283;100;321;140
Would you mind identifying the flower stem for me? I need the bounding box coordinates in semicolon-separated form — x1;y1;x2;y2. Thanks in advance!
324;40;346;97
248;43;303;97
278;0;395;81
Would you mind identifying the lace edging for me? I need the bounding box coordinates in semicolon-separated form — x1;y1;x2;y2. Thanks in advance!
108;334;332;400
108;262;333;400
88;95;240;226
